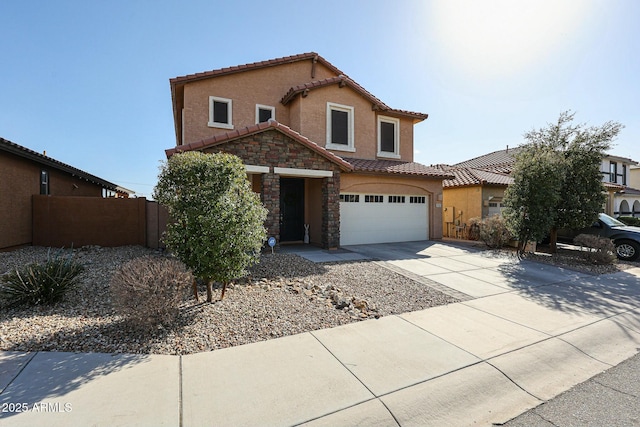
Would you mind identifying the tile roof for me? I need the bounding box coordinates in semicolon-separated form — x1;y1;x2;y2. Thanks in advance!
170;52;342;85
454;146;522;170
342;157;454;178
280;76;428;121
165;122;451;179
165;120;354;171
433;164;513;188
0;137;121;192
617;186;640;195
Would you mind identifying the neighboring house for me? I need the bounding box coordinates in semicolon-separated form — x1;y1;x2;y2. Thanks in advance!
434;147;517;237
438;148;639;237
0;137;130;250
166;52;451;248
601;154;640;217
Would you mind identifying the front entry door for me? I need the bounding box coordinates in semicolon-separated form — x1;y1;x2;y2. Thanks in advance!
280;178;305;241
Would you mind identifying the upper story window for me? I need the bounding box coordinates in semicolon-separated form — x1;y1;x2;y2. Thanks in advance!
377;116;400;158
256;104;275;124
326;102;355;152
610;161;617;182
208;96;233;129
40;170;49;195
608;161;628;184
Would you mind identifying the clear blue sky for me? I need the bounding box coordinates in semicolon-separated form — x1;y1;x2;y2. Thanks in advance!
2;0;638;198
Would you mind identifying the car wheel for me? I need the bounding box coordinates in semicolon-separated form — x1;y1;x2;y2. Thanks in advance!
615;240;640;261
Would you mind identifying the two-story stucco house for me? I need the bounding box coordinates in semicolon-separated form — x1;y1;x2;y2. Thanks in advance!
165;52;451;248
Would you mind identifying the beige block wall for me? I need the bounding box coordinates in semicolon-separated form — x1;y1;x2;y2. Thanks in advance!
341;173;444;239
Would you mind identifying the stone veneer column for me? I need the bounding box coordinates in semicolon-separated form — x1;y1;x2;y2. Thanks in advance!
261;173;280;242
321;173;340;249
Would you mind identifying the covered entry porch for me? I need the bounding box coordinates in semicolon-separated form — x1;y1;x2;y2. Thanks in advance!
248;166;341;249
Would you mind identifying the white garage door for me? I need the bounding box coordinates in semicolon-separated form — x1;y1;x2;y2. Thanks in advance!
340;194;429;245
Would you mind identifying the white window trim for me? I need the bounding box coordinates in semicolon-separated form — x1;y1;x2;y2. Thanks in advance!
377;115;400;159
255;104;275;124
326;102;355;152
208;96;233;129
274;167;333;178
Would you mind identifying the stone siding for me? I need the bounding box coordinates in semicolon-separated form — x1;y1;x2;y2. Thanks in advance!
202;129;342;248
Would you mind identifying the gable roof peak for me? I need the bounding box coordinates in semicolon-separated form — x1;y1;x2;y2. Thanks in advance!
165;120;353;172
170;52;341;85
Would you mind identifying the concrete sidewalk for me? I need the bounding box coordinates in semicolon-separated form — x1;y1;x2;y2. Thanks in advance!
1;242;639;426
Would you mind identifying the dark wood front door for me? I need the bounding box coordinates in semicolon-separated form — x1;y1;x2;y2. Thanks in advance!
280;178;305;241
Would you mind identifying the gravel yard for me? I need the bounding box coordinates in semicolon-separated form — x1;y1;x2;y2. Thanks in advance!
0;245;457;355
1;243;635;356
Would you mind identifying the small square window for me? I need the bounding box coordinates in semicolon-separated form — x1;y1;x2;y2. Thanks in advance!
256;104;275;124
365;195;384;203
339;194;360;203
388;195;405;203
208;96;233;129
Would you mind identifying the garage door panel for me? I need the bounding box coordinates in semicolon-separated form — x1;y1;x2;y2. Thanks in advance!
340;194;428;245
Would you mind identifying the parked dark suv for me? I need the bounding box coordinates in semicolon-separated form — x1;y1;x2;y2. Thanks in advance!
557;213;640;261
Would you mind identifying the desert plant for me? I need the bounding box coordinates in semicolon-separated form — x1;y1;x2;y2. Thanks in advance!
467;217;482;241
110;256;193;329
478;215;512;248
573;234;617;265
0;249;84;307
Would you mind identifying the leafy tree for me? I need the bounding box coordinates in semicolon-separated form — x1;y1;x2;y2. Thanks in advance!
503;111;623;256
154;151;267;302
503;143;563;254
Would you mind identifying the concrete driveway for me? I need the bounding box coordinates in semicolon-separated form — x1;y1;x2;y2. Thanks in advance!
344;240;590;298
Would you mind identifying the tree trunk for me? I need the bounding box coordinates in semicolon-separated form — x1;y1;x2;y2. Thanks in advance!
220;281;229;300
206;280;213;303
192;278;199;302
549;226;558;254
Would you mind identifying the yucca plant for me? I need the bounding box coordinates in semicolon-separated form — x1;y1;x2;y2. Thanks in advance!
0;249;84;307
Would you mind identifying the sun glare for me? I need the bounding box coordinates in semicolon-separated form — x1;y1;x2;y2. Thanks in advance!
429;0;594;81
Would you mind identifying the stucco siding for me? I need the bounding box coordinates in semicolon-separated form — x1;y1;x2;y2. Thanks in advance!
181;61;338;145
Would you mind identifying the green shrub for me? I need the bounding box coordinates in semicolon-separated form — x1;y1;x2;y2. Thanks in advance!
478;215;512;248
0;249;84;307
110;256;193;329
617;216;640;226
573;234;617;265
